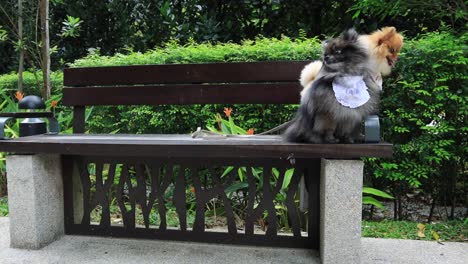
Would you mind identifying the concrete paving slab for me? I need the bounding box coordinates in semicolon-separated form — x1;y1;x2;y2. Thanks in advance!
0;218;318;264
1;217;467;264
362;236;468;264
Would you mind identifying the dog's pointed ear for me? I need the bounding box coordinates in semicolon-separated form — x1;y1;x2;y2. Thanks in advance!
343;28;359;42
382;27;396;35
378;27;397;46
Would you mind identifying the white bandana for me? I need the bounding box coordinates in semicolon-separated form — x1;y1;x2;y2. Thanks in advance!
332;76;370;108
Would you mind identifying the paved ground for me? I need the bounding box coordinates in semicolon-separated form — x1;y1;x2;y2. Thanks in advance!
0;217;466;264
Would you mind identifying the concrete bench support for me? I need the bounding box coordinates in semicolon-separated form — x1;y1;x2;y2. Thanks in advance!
6;154;64;249
5;153;365;262
320;159;363;264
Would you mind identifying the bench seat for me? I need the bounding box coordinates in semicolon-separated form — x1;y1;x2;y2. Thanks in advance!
0;134;392;159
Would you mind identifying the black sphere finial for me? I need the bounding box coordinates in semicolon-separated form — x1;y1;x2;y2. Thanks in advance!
18;95;46;110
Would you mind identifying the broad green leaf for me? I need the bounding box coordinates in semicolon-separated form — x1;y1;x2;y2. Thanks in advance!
362;196;385;210
224;182;248;194
220;122;231;134
228;116;236;135
237;167;245;181
272;168;279;178
362;187;394;199
221;166;234;178
206;125;219;133
281;168;295;190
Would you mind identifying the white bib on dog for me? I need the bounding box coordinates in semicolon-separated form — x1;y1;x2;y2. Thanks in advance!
332;76;370;108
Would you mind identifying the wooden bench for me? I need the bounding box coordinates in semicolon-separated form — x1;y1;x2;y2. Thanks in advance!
0;61;392;264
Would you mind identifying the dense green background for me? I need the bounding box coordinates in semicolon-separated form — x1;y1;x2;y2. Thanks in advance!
1;0;466;73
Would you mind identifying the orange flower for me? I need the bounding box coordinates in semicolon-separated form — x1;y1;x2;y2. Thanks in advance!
50;100;58;108
15;91;24;101
223;107;232;118
190;187;196;193
247;128;254;135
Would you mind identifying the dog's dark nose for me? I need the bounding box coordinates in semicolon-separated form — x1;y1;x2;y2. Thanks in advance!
324;55;331;64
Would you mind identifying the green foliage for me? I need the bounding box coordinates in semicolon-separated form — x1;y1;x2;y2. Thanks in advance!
349;0;467;35
0;25;7;42
362;220;467;242
0;71;63;96
365;30;467;219
362;187;394;210
370;31;467;189
0;87;19;139
1;0;465;75
61;15;82;38
0;197;7;216
70;36;321;67
49;1;353;69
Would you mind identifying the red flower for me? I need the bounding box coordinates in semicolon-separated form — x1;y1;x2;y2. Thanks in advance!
223;107;232;118
15;91;24;101
50;100;58;108
247;128;254;135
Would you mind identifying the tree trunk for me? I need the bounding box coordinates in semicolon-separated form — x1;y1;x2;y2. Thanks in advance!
39;0;50;99
18;0;24;92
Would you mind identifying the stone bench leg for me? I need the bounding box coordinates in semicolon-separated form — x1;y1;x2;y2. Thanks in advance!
320;159;363;264
6;154;64;249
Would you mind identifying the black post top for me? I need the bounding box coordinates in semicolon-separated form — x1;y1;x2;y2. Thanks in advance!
18;95;46;110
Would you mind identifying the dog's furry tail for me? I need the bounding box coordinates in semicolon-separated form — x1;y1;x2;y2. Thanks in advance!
299;61;323;98
299;60;323;88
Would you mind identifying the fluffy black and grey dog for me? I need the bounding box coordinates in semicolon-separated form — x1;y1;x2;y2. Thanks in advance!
284;28;381;143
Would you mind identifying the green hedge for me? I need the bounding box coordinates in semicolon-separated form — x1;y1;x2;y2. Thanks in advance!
70;37;322;67
368;31;467;213
0;71;63;96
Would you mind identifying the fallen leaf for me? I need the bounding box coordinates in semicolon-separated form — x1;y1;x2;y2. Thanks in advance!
417;223;426;238
432;230;441;241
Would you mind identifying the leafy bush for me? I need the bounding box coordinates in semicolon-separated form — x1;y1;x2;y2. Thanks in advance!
0;71;63;96
70;37;321;67
367;30;467;220
362;219;467;242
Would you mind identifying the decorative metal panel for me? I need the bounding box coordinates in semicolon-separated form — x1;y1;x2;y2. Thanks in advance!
63;156;319;248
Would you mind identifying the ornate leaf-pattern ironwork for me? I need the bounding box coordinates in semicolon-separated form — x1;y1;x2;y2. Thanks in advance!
70;157;318;248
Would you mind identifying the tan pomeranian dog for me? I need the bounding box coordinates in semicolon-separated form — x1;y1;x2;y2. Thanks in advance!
300;27;403;99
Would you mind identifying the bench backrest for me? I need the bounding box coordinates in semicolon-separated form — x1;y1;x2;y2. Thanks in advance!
63;61;311;133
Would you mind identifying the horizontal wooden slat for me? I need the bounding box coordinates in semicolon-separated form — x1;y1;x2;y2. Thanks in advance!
64;61;311;86
62;83;301;106
0;134;393;159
